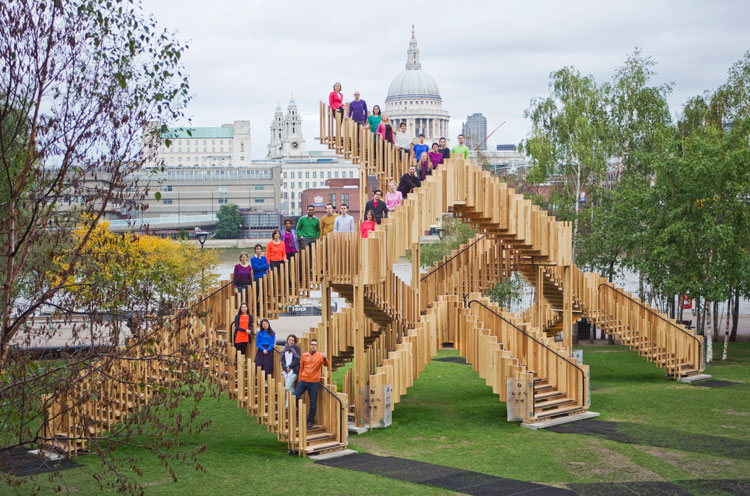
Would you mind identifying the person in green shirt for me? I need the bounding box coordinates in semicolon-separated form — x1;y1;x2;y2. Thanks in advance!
451;134;470;159
296;205;320;279
296;205;320;248
367;105;382;147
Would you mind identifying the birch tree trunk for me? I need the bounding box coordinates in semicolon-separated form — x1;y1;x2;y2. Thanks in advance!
705;300;713;365
722;297;731;360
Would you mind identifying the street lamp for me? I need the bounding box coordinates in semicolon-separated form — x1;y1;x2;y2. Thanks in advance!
195;230;209;296
196;230;208;250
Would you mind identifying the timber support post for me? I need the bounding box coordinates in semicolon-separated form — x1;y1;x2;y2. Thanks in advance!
412;241;421;318
563;264;573;349
353;275;367;428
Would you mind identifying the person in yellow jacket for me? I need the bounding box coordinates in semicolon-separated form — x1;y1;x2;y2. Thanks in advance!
319;203;338;237
293;339;329;429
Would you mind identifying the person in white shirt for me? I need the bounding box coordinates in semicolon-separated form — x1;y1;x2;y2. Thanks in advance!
395;121;412;159
334;204;355;232
281;334;301;404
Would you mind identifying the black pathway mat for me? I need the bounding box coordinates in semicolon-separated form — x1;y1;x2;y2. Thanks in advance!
547;419;750;460
0;448;81;476
316;452;573;495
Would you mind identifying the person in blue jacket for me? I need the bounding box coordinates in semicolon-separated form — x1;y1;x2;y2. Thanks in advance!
254;318;275;375
250;244;269;313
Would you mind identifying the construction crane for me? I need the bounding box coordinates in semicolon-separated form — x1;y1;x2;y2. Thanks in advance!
481;121;507;147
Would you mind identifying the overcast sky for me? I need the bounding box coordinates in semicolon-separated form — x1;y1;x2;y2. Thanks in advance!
142;0;750;159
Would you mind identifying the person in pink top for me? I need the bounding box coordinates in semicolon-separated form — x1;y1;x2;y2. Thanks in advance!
360;210;377;239
427;142;444;171
376;114;395;144
385;180;402;211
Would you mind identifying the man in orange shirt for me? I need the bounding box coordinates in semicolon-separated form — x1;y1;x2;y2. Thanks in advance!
293;338;328;429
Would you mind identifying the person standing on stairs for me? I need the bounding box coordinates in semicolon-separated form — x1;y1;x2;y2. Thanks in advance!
296;205;320;279
334;203;355;232
438;137;450;160
254;318;275;376
294;338;328;429
266;229;286;274
366;105;382;145
451;133;470;159
233;252;252;303
329;82;344;143
412;133;429;162
397;165;421;200
395;121;412;160
233;303;252;357
428;142;444;171
360;209;377;239
347;91;367;126
376;114;395;144
364;189;388;224
250;244;269;314
320;203;338;237
385;180;402;211
281;334;301;403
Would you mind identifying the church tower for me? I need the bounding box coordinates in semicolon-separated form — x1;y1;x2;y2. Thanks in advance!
281;92;306;158
267;100;284;158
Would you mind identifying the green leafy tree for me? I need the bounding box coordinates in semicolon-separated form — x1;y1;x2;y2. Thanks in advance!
486;273;526;310
521;66;611;253
0;1;225;493
214;203;242;239
419;217;476;268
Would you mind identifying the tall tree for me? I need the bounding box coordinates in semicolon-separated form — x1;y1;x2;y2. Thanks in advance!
521;66;611;253
0;1;224;493
214;203;243;239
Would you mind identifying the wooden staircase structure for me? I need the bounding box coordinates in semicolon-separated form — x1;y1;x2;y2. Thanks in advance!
40;102;705;457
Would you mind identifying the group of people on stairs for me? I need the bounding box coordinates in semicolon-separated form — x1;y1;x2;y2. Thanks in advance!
233;304;329;430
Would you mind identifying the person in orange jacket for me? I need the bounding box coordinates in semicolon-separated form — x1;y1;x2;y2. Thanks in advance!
293;338;328;429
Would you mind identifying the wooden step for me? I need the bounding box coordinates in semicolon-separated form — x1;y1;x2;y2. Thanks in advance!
533;382;553;392
534;389;563;401
534;397;574;410
303;440;346;454
533;405;585;420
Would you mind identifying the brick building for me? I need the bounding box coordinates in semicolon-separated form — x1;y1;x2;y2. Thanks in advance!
301;177;378;223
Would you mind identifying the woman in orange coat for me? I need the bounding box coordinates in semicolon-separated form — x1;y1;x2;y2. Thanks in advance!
267;229;286;274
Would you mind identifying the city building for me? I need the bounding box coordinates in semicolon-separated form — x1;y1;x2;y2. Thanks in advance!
267;94;307;159
385;27;450;142
103;165;282;234
469;150;528;176
462;113;488;150
276;157;359;217
146;121;252;168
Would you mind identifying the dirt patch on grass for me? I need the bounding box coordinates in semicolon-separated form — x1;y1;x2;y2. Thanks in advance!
565;439;664;482
717;408;750;417
635;445;750;479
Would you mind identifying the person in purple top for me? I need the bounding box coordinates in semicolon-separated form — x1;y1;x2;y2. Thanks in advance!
282;219;299;261
233;252;252;303
281;218;299;287
347;91;367;126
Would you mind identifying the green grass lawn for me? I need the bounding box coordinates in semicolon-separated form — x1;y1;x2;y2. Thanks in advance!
13;343;750;495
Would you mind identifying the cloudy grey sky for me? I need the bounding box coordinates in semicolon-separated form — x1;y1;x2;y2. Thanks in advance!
143;0;750;159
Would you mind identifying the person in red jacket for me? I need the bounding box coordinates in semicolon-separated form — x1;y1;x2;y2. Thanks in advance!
329;82;344;145
360;210;376;239
293;338;329;429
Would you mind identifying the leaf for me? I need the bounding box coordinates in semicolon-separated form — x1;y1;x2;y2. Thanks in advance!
155;191;161;200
